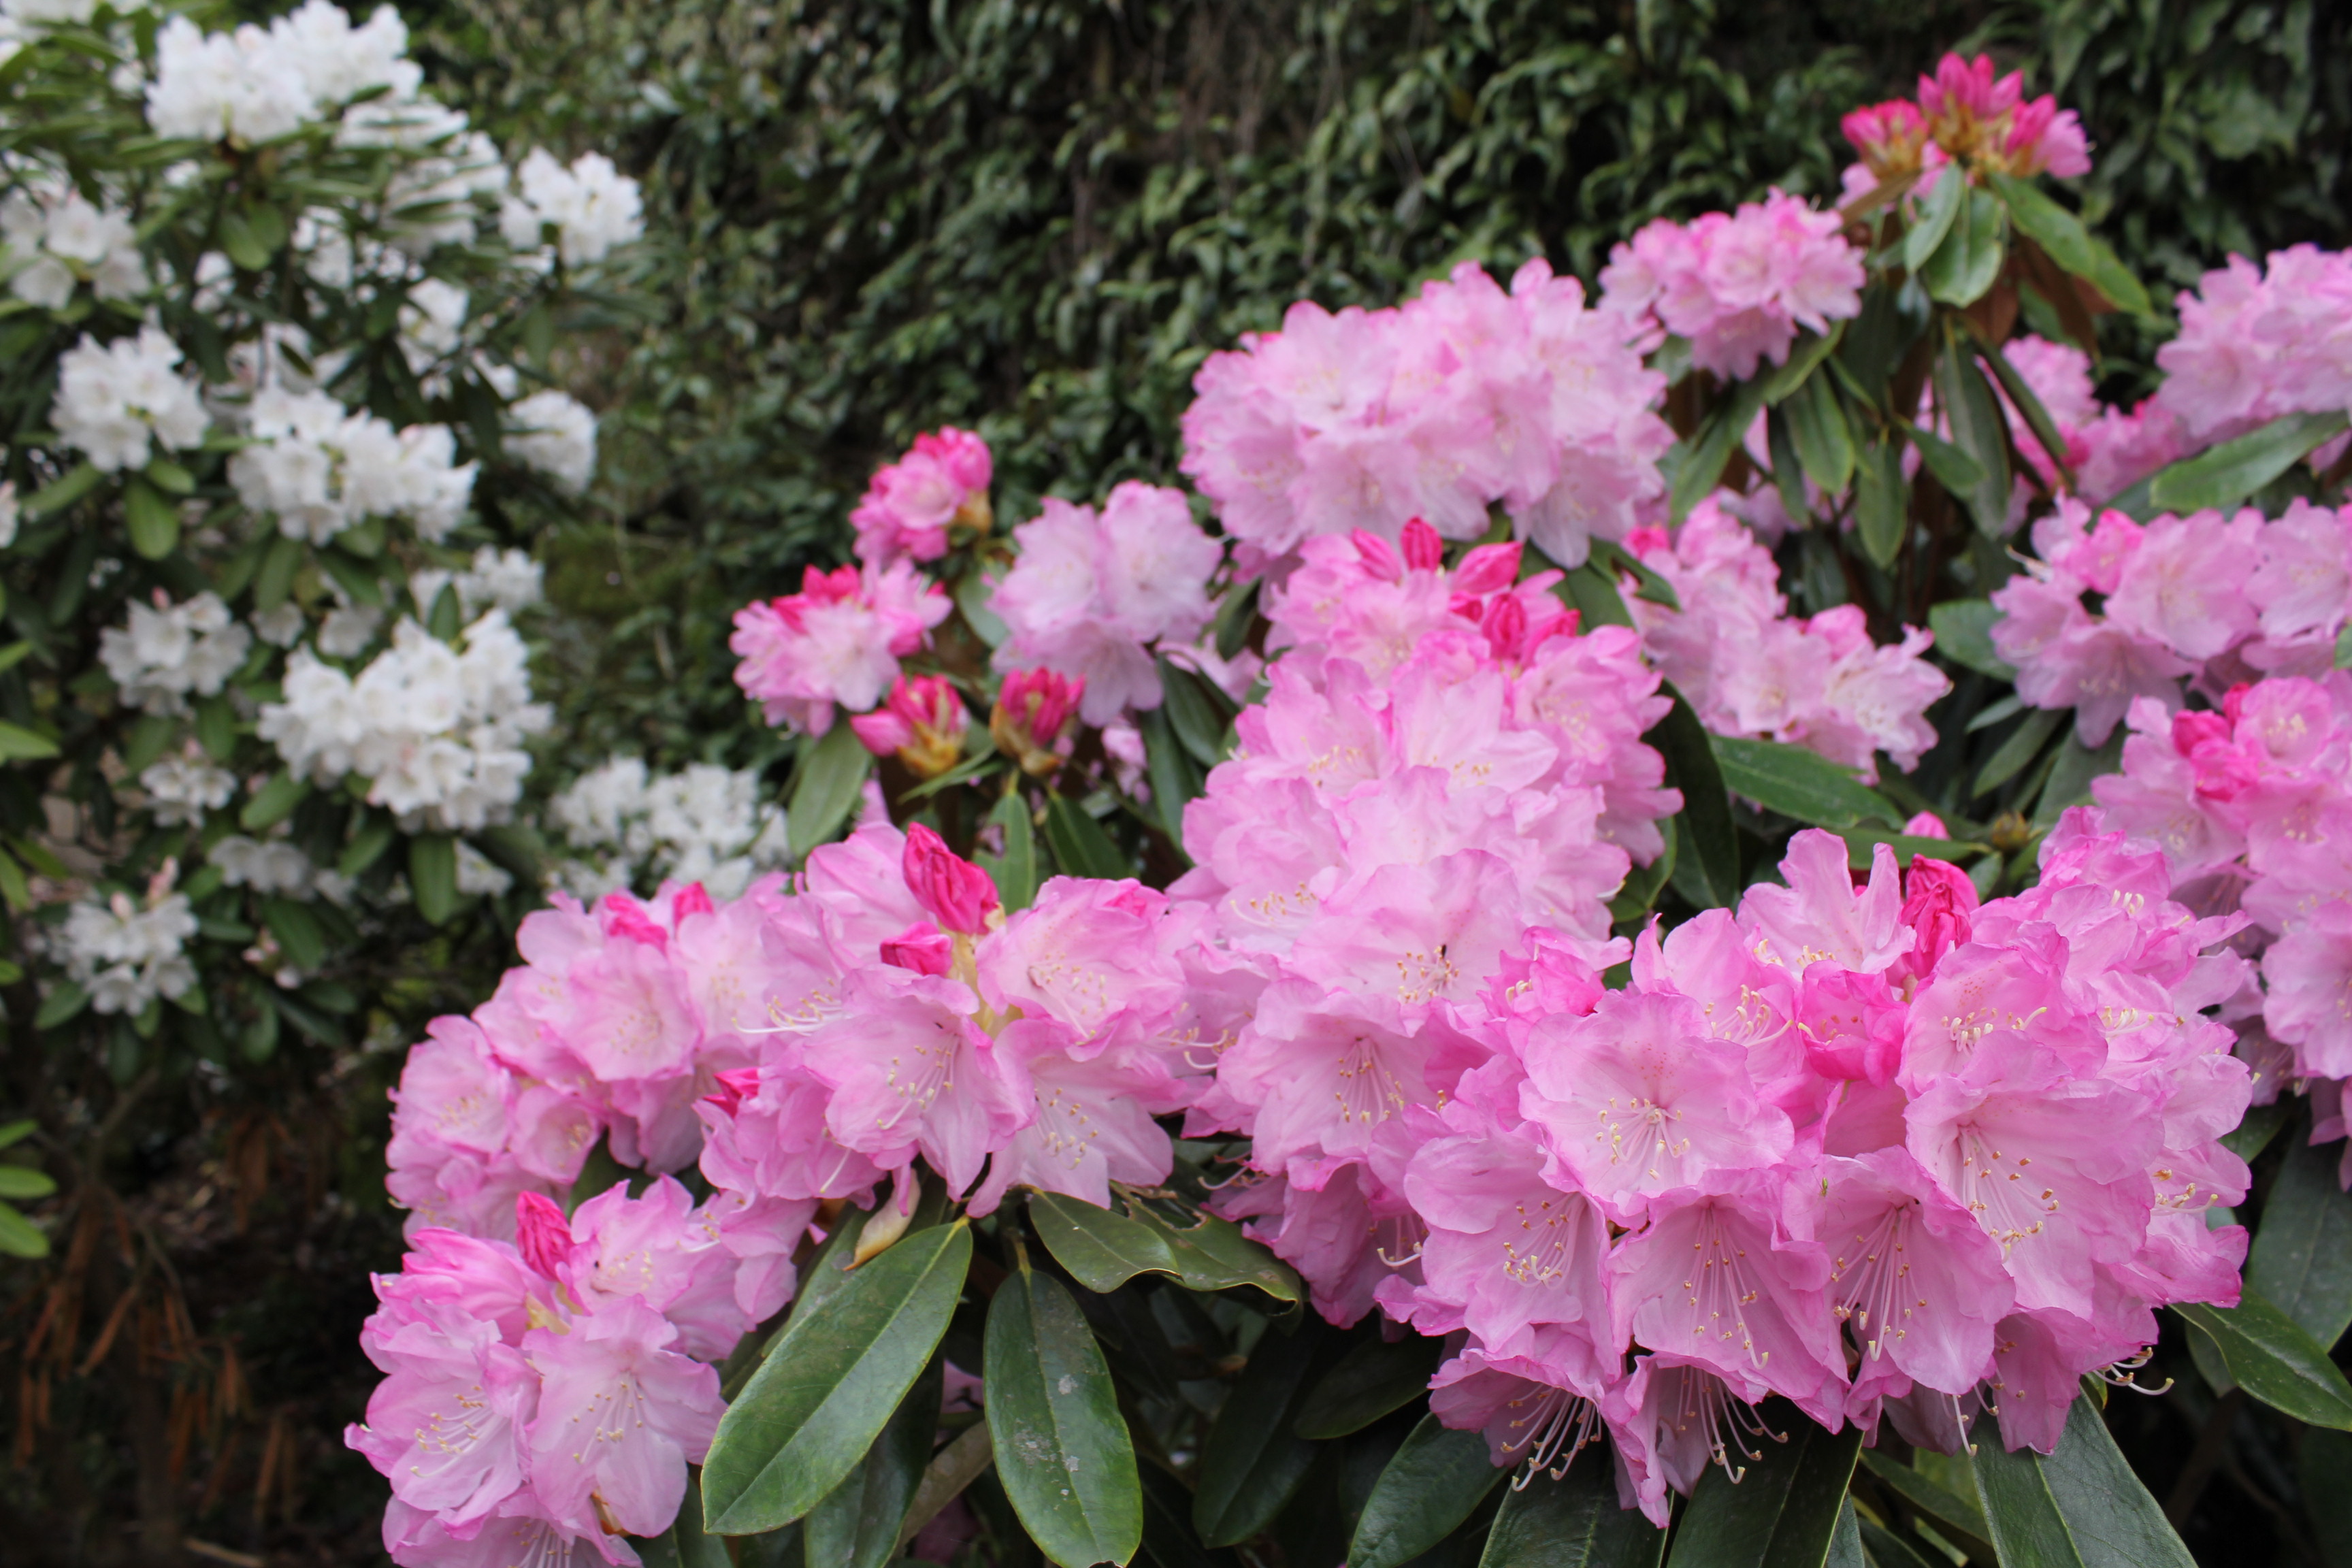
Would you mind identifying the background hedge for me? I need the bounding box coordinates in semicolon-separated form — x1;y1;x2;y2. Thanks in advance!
5;1;2348;1562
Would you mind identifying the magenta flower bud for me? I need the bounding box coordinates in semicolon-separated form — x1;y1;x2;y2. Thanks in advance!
514;1191;572;1280
879;921;953;977
902;822;999;934
991;668;1085;776
1399;516;1444;572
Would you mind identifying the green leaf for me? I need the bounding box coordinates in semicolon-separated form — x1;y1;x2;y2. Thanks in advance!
240;770;308;831
1159;656;1237;769
1987;171;2152;316
1934;326;2013;537
1852;431;1907;568
1670;377;1770;521
1835;830;1990;870
0;851;29;915
984;791;1040;913
195;696;238;763
1921;187;2005;307
1713;736;1899;829
1758;325;1844;406
1766;407;1811;527
1477;1455;1665;1567
787;724;872;860
1648;683;1738;907
340;817;397;879
123;477;180;559
640;1468;732;1568
1043;793;1126;880
2221;1096;2290;1163
0;720;60;762
409;834;458;926
0;1166;56;1200
1782;374;1856;495
1903;165;1966;272
217;209;271;271
2032;731;2123;828
1194;1326;1326;1546
1588;538;1682;611
2338;624;2352;671
1974;707;2063;798
1138;1463;1225;1568
1214;578;1261;662
1350;1416;1508;1568
261;896;327;972
35;982;89;1030
144;458;196;496
985;1266;1143;1568
1901;421;1987;494
253;534;304;614
1928;599;2016;679
1294;1333;1444;1440
1968;329;2077;491
1559;561;1635;630
703;1222;971;1534
2136;410;2351;519
1139;708;1205;845
0;1201;48;1258
1970;1396;2194;1568
2176;1293;2352;1430
0;1121;33;1151
1026;1190;1183;1292
2249;1124;2352;1351
20;461;101;520
803;1362;941;1568
1666;1409;1859;1568
1857;1452;1994;1562
1856;1520;1942;1568
1132;1199;1303;1304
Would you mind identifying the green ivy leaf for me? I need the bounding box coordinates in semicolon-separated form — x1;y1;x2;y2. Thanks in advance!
985;1265;1143;1568
787;723;872;860
1969;1395;2194;1568
2175;1292;2352;1429
702;1222;970;1534
1712;736;1899;829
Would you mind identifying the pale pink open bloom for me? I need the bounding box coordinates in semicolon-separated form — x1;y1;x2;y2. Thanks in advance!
850;427;992;566
730;560;951;736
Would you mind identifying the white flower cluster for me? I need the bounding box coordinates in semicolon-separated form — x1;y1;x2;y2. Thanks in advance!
99;591;251;715
455;839;512;897
227;386;474;544
208;833;316;895
410;545;544;621
258;612;549;831
499;149;642;266
139;750;235;826
56;886;197;1015
342;100;508;255
53;327;208;472
503;389;597;493
1;180;147;309
145;2;415;146
547;757;788;900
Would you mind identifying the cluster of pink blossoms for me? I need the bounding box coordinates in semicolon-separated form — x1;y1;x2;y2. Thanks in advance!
1202;814;2249;1516
1991;496;2352;744
2155;246;2352;453
728;560;951;736
1598;191;1867;380
849;426;992;566
2091;675;2352;1171
1840;52;2092;199
1179;260;1675;567
1623;498;1950;779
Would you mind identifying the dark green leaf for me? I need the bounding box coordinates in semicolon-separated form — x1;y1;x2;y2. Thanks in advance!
1348;1415;1507;1568
986;1266;1143;1568
1043;793;1126;880
1901;421;1987;494
2140;410;2351;518
252;534;303;613
1610;823;1677;924
144;458;195;496
0;720;60;762
2176;1293;2352;1429
195;696;237;762
703;1222;971;1534
1974;708;2063;798
1713;736;1899;829
0;1167;57;1200
261;896;327;973
340;817;397;879
2337;624;2352;671
1857;1451;1993;1560
1666;1409;1859;1568
983;791;1040;913
239;771;307;832
1766;407;1811;527
1903;165;1966;272
1934;327;2013;537
2300;1428;2352;1568
1026;1190;1182;1292
217;209;271;270
1670;378;1770;521
2221;1096;2290;1163
1783;374;1856;495
1477;1456;1664;1567
1968;329;2077;491
788;724;872;860
1141;709;1205;844
1759;325;1844;406
1853;431;1906;567
1921;187;2005;307
1835;830;1990;870
1294;1333;1444;1440
2032;732;2123;828
1987;172;2152;316
123;477;180;559
1558;561;1635;630
1132;1200;1303;1304
1159;657;1237;769
804;1362;941;1568
409;834;458;926
0;1202;48;1258
1648;683;1738;907
1855;1519;1940;1568
2249;1124;2352;1351
1929;600;2015;679
1588;538;1682;610
35;982;89;1030
1139;1463;1227;1568
1214;578;1261;662
20;461;101;520
1194;1326;1326;1546
1969;1395;2194;1568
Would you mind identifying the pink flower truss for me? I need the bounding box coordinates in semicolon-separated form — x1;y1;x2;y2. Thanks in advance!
728;560;951;736
2157;246;2352;450
1598;193;1866;381
1841;52;2091;193
850;427;993;566
1179;260;1674;566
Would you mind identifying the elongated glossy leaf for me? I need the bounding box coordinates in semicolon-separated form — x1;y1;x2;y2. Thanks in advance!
0;1166;56;1200
34;982;88;1030
2176;1294;2352;1429
2145;410;2350;517
1349;1416;1508;1568
1974;707;2063;798
1043;792;1127;879
1903;165;1965;272
1131;1198;1303;1304
1903;422;1986;497
804;1362;940;1568
1194;1326;1326;1546
0;720;60;762
1671;378;1769;521
1477;1457;1664;1567
1759;326;1844;406
1857;1451;1994;1562
1158;656;1237;769
1784;373;1856;495
1988;171;2151;316
1835;830;1989;870
788;723;872;860
1139;708;1205;845
984;792;1041;913
240;770;308;830
2249;1126;2352;1351
1027;1190;1181;1292
895;1422;995;1556
409;834;457;926
1294;1333;1444;1439
1970;329;2077;489
703;1223;970;1534
1921;188;2005;308
1855;1520;1939;1568
987;1267;1142;1568
1766;408;1811;527
1714;736;1898;829
1588;538;1682;610
2033;732;2123;828
1928;598;2014;679
1666;1413;1859;1568
1648;683;1738;906
1558;561;1635;630
1969;1395;2194;1568
1935;327;2013;536
0;1201;48;1258
124;477;180;559
1828;1500;1863;1568
1853;431;1906;567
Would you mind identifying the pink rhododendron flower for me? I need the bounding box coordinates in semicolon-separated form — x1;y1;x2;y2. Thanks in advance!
850;426;992;566
730;560;951;736
1600;193;1865;380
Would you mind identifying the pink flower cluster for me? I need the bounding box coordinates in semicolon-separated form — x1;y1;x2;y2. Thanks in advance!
1991;496;2352;744
1180;260;1674;567
729;561;951;737
851;427;993;566
2155;246;2352;452
1598;192;1866;381
348;1183;745;1567
1842;52;2091;193
987;481;1224;726
1206;817;2248;1516
1624;499;1949;779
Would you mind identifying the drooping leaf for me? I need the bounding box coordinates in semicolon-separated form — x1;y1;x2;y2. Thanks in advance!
1348;1415;1509;1568
702;1222;970;1534
1043;792;1128;880
986;1266;1142;1568
983;791;1041;913
1294;1333;1445;1440
409;834;458;926
1902;165;1966;272
1476;1456;1665;1567
803;1362;941;1568
2136;410;2351;518
1712;736;1899;829
2175;1294;2352;1430
1929;598;2016;679
2249;1125;2352;1352
1974;708;2063;798
788;723;873;860
1783;373;1857;495
1987;171;2152;316
1855;1518;1940;1568
1921;187;2005;308
1933;325;2013;537
1194;1324;1328;1546
1647;683;1738;906
1969;1395;2195;1568
1852;430;1907;567
1665;1410;1859;1568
